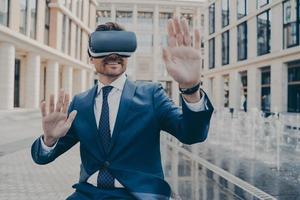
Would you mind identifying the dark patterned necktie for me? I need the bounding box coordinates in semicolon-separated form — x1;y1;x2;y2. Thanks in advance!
97;85;114;188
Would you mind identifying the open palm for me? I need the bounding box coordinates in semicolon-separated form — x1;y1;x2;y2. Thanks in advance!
40;90;77;146
162;17;201;88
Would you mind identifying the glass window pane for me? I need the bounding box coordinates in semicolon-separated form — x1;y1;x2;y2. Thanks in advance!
257;0;270;8
0;0;9;26
237;22;247;60
116;11;133;30
30;0;37;39
19;0;28;34
159;12;173;31
222;0;229;27
97;10;111;25
138;11;153;31
288;64;300;113
209;3;215;34
209;38;215;69
283;0;299;48
237;0;247;19
257;10;271;55
222;31;230;65
137;34;153;54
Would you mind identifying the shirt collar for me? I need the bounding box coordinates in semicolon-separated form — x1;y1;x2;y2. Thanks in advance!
97;73;127;94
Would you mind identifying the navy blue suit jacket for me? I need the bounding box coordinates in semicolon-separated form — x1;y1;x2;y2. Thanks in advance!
31;79;214;199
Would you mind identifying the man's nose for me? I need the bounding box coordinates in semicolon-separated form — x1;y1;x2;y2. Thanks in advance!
107;54;119;59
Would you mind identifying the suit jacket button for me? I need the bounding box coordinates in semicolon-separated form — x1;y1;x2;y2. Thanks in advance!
104;161;110;168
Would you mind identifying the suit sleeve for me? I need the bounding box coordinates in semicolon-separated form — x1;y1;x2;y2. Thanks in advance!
153;83;214;144
31;96;79;165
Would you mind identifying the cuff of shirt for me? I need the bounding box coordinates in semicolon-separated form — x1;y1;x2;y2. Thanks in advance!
183;89;208;112
40;136;58;153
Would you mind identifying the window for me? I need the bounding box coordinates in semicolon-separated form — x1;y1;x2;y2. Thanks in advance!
257;10;271;55
159;12;173;31
181;13;193;29
222;0;230;27
209;3;215;34
0;0;10;26
223;75;230;107
240;71;248;112
137;34;153;54
222;31;230;65
283;0;300;49
30;0;37;39
138;12;153;31
237;0;247;19
288;62;300;113
116;11;133;30
20;0;28;34
209;38;215;69
261;67;271;112
257;0;271;8
44;0;50;45
237;22;247;61
97;10;111;25
159;81;172;98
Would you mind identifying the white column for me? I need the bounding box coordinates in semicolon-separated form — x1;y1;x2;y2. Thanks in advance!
25;53;40;108
214;75;223;110
271;61;287;112
153;4;159;82
62;66;73;97
73;69;87;94
229;71;240;110
248;17;257;59
131;4;138;80
46;61;59;104
271;3;283;53
247;67;260;111
0;43;15;109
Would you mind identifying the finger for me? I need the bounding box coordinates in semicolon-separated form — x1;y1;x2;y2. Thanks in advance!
55;90;65;112
180;18;191;46
174;17;183;46
194;29;200;49
66;110;77;127
162;48;172;65
173;17;182;35
62;94;70;113
167;19;177;48
49;94;55;113
40;100;47;117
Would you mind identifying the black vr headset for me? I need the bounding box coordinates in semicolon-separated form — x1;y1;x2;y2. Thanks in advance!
88;31;137;58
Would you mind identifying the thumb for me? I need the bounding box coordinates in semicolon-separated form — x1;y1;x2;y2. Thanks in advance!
66;110;77;127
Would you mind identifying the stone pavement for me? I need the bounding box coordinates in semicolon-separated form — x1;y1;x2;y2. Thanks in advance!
0;110;81;200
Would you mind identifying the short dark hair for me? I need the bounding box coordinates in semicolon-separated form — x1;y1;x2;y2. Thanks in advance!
95;22;125;31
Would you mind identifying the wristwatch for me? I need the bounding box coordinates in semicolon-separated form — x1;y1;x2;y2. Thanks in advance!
179;83;201;95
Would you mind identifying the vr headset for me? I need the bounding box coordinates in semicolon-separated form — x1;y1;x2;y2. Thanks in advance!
88;31;137;58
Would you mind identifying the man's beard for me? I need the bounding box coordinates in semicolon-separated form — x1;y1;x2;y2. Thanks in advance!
98;54;125;77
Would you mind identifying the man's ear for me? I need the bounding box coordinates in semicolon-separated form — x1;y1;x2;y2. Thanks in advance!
89;57;94;64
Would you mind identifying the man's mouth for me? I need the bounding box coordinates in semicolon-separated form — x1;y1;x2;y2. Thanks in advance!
105;61;120;65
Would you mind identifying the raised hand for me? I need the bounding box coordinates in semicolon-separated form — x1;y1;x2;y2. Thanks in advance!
40;90;77;147
162;17;202;89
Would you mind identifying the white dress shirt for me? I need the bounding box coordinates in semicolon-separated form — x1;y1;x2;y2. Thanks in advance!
41;73;207;188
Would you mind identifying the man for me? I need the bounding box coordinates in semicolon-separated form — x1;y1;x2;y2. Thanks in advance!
31;18;214;200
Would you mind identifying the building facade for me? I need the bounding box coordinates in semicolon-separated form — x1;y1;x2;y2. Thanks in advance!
203;0;300;114
96;0;205;105
0;0;97;110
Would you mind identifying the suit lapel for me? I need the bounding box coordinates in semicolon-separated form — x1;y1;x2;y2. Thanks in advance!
81;84;106;159
109;79;136;153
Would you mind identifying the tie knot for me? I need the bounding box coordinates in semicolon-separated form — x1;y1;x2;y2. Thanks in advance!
102;86;113;99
